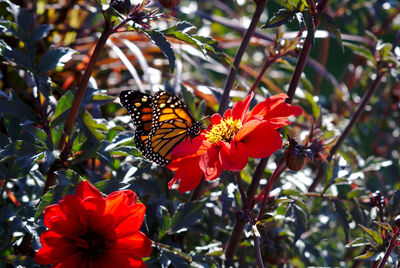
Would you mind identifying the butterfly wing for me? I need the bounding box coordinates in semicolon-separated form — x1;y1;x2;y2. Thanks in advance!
144;91;202;165
119;90;153;153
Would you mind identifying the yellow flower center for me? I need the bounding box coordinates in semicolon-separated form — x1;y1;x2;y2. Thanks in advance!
205;117;242;144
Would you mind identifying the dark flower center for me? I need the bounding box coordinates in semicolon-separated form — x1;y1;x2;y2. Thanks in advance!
79;231;106;259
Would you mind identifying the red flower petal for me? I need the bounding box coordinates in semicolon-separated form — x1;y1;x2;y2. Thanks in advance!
231;92;253;121
167;156;204;193
210;113;222;126
241;123;283;158
218;140;248;171
105;190;138;217
171;135;208;159
199;145;223;181
75;180;103;200
246;93;303;128
34;231;76;265
114;231;153;258
223;108;232;118
113;203;146;236
80;197;107;233
55;252;84;268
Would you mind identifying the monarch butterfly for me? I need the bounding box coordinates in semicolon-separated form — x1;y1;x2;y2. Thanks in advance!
119;90;203;165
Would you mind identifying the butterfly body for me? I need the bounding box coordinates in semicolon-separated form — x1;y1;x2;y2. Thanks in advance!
119;90;203;165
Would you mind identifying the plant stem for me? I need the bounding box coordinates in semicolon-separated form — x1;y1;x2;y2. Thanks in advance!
308;70;385;192
42;24;114;195
253;233;265;268
256;157;286;221
248;55;277;95
377;232;399;268
236;172;249;209
285;0;330;104
224;158;269;265
218;0;268;114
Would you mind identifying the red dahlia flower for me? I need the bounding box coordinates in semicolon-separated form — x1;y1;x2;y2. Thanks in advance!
166;93;303;193
34;181;152;268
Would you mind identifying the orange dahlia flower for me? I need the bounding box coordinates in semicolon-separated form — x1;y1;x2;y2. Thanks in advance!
166;93;303;193
34;181;152;267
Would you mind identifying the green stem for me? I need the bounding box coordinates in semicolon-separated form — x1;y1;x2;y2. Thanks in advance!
218;0;268;114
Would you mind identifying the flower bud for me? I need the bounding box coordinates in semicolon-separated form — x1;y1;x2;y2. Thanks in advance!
158;0;181;8
285;137;311;171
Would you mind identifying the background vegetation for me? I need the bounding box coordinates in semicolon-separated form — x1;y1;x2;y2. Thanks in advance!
0;0;400;266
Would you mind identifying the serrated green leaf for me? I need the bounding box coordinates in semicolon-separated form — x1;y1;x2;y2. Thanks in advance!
262;9;295;28
37;47;75;74
316;12;344;53
145;30;175;73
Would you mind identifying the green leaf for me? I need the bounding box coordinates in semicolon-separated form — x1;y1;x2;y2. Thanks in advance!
0;20;20;38
272;0;297;11
262;9;295;28
145;30;176;73
344;43;376;65
21;125;53;150
0;99;37;121
169;200;206;234
4;0;31;41
165;31;207;56
353;251;377;260
163;21;196;34
359;224;383;245
316;12;344;53
373;221;393;232
333;200;350;243
81;111;107;140
304;90;320;118
292;204;308;242
94;180;129;195
0;40;32;70
159;206;172;240
51;90;74;126
30;24;51;42
302;10;315;47
37;47;75;74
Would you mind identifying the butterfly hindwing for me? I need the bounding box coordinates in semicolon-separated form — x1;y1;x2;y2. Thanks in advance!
119;90;153;152
144;91;202;165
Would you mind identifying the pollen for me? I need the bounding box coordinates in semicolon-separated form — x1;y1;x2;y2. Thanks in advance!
205;117;242;144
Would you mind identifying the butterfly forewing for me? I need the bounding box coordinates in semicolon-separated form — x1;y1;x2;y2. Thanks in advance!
119;90;153;152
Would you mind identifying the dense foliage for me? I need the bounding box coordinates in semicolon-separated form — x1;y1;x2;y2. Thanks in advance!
1;0;400;267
